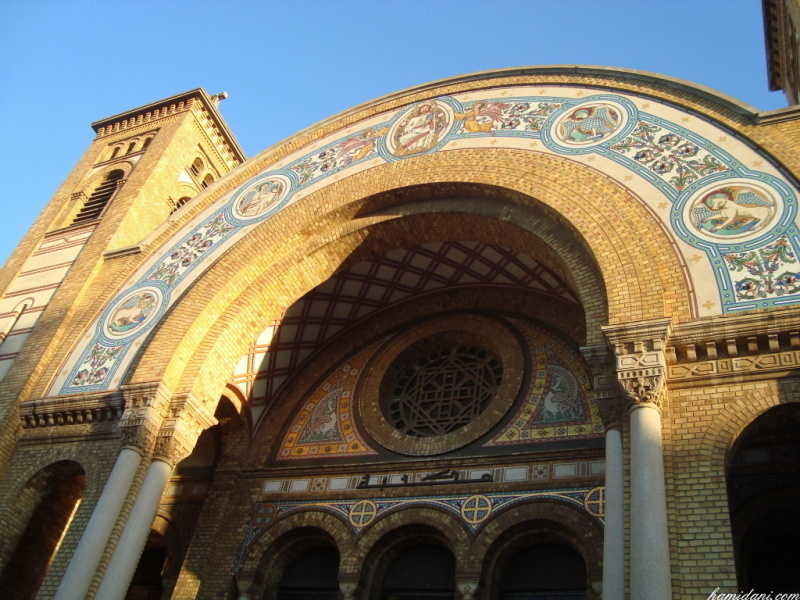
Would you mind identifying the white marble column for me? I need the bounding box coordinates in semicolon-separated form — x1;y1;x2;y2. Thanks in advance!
603;425;624;600
95;459;173;600
630;402;671;600
54;448;142;600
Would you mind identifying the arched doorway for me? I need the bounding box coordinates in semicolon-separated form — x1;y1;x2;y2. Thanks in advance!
255;526;341;600
481;519;588;600
728;403;800;592
365;525;455;600
0;460;86;599
276;544;340;600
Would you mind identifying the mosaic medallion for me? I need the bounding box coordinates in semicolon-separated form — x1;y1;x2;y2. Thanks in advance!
584;486;605;517
461;495;492;524
232;174;291;220
104;287;162;339
553;101;624;146
349;500;377;527
686;182;779;241
386;100;453;157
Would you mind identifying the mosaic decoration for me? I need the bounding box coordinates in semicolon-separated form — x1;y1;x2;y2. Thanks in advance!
610;120;729;191
386;100;453;157
51;85;800;395
689;185;777;239
277;360;375;460
253;487;602;536
232;175;290;220
554;102;623;145
488;320;603;445
105;289;161;338
723;237;800;300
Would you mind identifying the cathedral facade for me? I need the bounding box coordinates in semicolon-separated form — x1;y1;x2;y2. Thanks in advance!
1;28;799;600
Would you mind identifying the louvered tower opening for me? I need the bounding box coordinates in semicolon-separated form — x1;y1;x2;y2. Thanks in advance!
71;169;124;226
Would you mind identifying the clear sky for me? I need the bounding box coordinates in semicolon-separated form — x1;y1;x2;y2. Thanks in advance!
0;0;789;267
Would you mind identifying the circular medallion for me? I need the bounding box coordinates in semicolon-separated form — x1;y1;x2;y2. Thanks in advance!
104;287;163;339
584;486;605;517
382;343;502;437
232;174;291;220
684;181;780;242
349;500;377;528
461;495;492;524
552;101;625;147
357;314;524;456
386;100;454;158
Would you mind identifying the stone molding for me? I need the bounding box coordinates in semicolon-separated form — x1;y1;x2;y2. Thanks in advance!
19;391;123;429
153;392;217;466
601;318;672;411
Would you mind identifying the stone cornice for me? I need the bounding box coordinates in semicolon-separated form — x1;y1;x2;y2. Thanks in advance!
91;88;245;162
666;307;800;383
19;391;123;429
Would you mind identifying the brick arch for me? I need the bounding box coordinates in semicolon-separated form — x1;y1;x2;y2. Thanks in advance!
349;506;470;579
238;509;355;596
466;498;603;590
127;150;688;410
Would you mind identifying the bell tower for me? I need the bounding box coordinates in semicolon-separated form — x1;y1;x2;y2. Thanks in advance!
0;89;245;380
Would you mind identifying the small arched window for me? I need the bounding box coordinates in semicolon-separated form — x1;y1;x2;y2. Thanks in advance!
71;169;125;225
190;158;204;176
201;174;214;189
171;196;191;214
141;137;152;151
126;142;137;155
110;147;121;160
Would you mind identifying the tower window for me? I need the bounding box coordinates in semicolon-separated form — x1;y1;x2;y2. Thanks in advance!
110;147;121;160
126;142;137;154
71;169;124;226
141;137;152;151
201;174;214;189
190;158;204;176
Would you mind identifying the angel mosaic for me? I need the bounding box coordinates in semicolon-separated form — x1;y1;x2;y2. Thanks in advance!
537;365;584;424
236;178;286;219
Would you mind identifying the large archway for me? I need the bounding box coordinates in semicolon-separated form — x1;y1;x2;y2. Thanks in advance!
727;403;800;592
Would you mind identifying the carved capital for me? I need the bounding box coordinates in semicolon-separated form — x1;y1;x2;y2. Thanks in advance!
580;344;625;429
118;381;171;455
152;393;217;466
602;318;672;410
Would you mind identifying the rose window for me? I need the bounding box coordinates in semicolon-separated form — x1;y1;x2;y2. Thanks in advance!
382;342;503;437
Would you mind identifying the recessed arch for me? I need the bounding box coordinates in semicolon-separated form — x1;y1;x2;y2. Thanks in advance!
120;156;688;410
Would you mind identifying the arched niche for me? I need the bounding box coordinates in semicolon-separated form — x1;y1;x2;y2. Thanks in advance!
0;460;86;599
727;402;800;592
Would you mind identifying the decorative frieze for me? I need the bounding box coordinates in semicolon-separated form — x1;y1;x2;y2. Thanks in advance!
580;344;625;428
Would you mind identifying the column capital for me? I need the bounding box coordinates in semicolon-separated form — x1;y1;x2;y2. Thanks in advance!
456;579;480;600
580;344;625;430
601;318;672;411
339;580;359;600
153;392;217;466
118;381;172;455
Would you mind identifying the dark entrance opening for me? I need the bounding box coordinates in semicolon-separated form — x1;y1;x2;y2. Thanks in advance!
498;543;586;600
380;542;455;600
277;545;340;600
728;403;800;593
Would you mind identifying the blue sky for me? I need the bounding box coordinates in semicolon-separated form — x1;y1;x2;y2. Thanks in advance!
0;0;788;266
